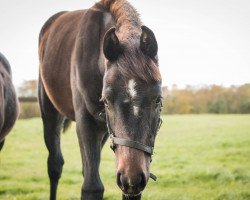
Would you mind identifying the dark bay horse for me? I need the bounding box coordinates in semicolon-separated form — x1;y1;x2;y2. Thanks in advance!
38;0;162;199
0;52;19;151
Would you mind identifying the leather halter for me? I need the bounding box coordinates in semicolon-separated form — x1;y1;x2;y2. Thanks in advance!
104;111;162;181
110;135;154;155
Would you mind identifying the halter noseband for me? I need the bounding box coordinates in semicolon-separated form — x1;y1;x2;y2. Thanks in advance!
110;135;154;154
104;111;162;181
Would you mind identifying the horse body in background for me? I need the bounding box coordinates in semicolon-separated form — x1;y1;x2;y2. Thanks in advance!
0;53;19;151
39;0;162;199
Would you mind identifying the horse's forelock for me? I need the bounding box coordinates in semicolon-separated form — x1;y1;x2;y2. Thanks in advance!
101;0;161;83
116;47;161;83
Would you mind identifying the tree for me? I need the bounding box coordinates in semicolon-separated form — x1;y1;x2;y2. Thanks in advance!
161;84;250;114
18;80;38;97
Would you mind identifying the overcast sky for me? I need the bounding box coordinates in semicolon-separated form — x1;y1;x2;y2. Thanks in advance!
0;0;250;87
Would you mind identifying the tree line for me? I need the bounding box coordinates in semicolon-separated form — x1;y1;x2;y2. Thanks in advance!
162;84;250;114
17;80;250;117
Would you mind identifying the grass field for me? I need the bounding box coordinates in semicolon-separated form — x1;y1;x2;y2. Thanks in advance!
0;115;250;200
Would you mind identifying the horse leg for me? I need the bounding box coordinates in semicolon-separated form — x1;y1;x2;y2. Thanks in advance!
75;110;105;200
0;139;5;151
39;79;64;200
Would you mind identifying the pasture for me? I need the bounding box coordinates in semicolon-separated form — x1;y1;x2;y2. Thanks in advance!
0;115;250;200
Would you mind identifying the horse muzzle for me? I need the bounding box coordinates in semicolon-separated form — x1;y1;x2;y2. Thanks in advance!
117;170;147;196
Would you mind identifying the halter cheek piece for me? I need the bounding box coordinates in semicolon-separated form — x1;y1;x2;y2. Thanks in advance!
104;111;162;181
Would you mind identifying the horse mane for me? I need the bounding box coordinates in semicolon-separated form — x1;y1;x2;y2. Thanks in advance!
100;0;161;83
101;0;141;30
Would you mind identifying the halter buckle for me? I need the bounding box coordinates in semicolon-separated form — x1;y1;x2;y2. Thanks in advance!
109;135;116;152
150;173;157;181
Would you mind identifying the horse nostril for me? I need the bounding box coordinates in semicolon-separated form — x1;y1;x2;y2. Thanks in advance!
140;173;146;189
116;172;126;190
117;172;122;188
117;171;147;194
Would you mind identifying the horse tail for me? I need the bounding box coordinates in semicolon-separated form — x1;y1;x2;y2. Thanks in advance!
62;118;72;133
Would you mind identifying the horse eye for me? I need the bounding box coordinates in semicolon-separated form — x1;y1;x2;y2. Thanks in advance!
155;97;162;106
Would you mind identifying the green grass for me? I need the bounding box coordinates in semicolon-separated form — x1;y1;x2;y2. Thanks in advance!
0;115;250;200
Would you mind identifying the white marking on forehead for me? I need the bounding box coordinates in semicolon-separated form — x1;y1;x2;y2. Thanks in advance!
123;99;130;103
128;79;137;98
133;106;139;116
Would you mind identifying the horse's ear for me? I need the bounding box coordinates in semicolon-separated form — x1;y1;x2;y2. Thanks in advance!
103;27;122;61
140;25;158;58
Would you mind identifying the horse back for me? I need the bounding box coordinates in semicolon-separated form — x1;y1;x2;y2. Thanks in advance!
0;52;12;76
39;10;85;120
39;4;113;120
